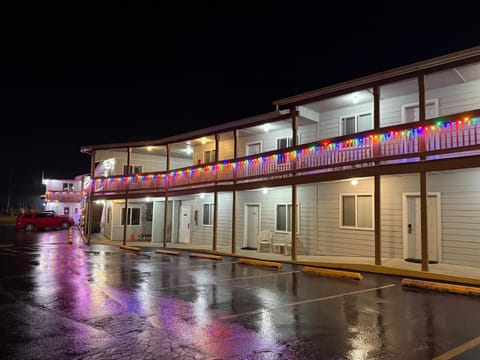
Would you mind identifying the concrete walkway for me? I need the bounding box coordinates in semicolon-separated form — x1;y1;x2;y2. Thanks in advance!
87;233;480;287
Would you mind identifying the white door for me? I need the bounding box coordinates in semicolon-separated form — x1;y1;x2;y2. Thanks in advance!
244;204;260;248
179;205;191;244
405;194;439;262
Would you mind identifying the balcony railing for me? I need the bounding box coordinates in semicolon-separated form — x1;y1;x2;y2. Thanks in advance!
92;110;480;196
45;191;84;203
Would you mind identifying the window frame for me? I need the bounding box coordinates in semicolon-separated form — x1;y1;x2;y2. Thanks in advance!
203;149;216;163
401;98;439;123
123;164;143;175
63;183;74;191
274;202;300;234
340;111;373;136
202;202;214;226
120;206;141;226
339;193;374;230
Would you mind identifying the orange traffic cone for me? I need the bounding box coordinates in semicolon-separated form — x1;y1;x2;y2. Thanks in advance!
130;232;135;241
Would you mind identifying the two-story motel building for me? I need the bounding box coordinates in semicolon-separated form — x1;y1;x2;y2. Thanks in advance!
81;46;480;277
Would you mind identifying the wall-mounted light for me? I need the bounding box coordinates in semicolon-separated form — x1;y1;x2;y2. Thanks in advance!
352;93;360;104
351;179;359;185
200;193;205;199
262;188;268;194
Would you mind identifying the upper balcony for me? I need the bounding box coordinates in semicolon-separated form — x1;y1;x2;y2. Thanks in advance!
91;109;480;197
44;191;84;203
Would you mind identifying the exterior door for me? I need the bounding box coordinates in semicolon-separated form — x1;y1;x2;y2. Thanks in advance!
244;204;260;248
179;205;191;244
404;194;439;262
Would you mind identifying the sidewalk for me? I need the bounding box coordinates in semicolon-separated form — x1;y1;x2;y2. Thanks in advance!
87;232;480;287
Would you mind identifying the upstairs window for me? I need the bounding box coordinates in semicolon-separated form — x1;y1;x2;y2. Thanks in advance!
123;165;143;175
340;112;373;136
401;98;439;123
203;149;216;163
63;183;74;191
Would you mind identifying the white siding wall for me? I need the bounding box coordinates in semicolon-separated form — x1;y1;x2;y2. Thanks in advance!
237;128;293;158
216;192;233;246
427;79;480;117
428;168;480;267
189;193;214;246
381;174;420;258
319;103;373;140
298;123;318;145
316;178;375;256
110;201;145;240
45;179;82;191
218;133;234;160
193;142;216;165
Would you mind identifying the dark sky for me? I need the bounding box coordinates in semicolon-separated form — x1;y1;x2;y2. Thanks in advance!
1;4;479;209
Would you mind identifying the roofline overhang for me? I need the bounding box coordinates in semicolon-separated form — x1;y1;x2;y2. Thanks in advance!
273;45;480;108
80;109;291;154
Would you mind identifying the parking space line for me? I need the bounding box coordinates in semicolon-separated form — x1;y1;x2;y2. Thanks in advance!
219;284;396;320
433;335;480;360
159;270;301;290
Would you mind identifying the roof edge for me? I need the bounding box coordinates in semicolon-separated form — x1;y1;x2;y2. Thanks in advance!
273;46;480;107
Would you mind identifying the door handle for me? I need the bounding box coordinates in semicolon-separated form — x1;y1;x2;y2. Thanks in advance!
408;224;412;234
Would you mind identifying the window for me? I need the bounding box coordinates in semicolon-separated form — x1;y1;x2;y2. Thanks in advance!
401;99;439;123
340;194;373;229
275;203;299;233
202;203;214;225
63;183;74;191
340;112;373;135
121;207;141;225
203;149;216;163
277;137;292;149
276;137;294;165
123;165;143;175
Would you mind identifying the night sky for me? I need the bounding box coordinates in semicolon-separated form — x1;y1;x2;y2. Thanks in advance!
1;4;479;209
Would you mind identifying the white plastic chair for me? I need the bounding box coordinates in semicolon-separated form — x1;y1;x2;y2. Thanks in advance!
257;230;272;252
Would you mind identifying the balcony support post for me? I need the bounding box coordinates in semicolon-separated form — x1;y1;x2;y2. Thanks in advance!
163;193;169;248
374;174;381;265
231;190;237;254
291;183;297;261
213;191;218;251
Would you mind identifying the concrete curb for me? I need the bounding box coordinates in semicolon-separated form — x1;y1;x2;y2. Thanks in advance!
120;245;142;252
189;253;223;261
156;249;181;256
239;258;282;269
401;278;480;296
303;266;364;280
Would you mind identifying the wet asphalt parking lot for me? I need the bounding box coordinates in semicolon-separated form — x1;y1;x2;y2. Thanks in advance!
0;224;480;359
